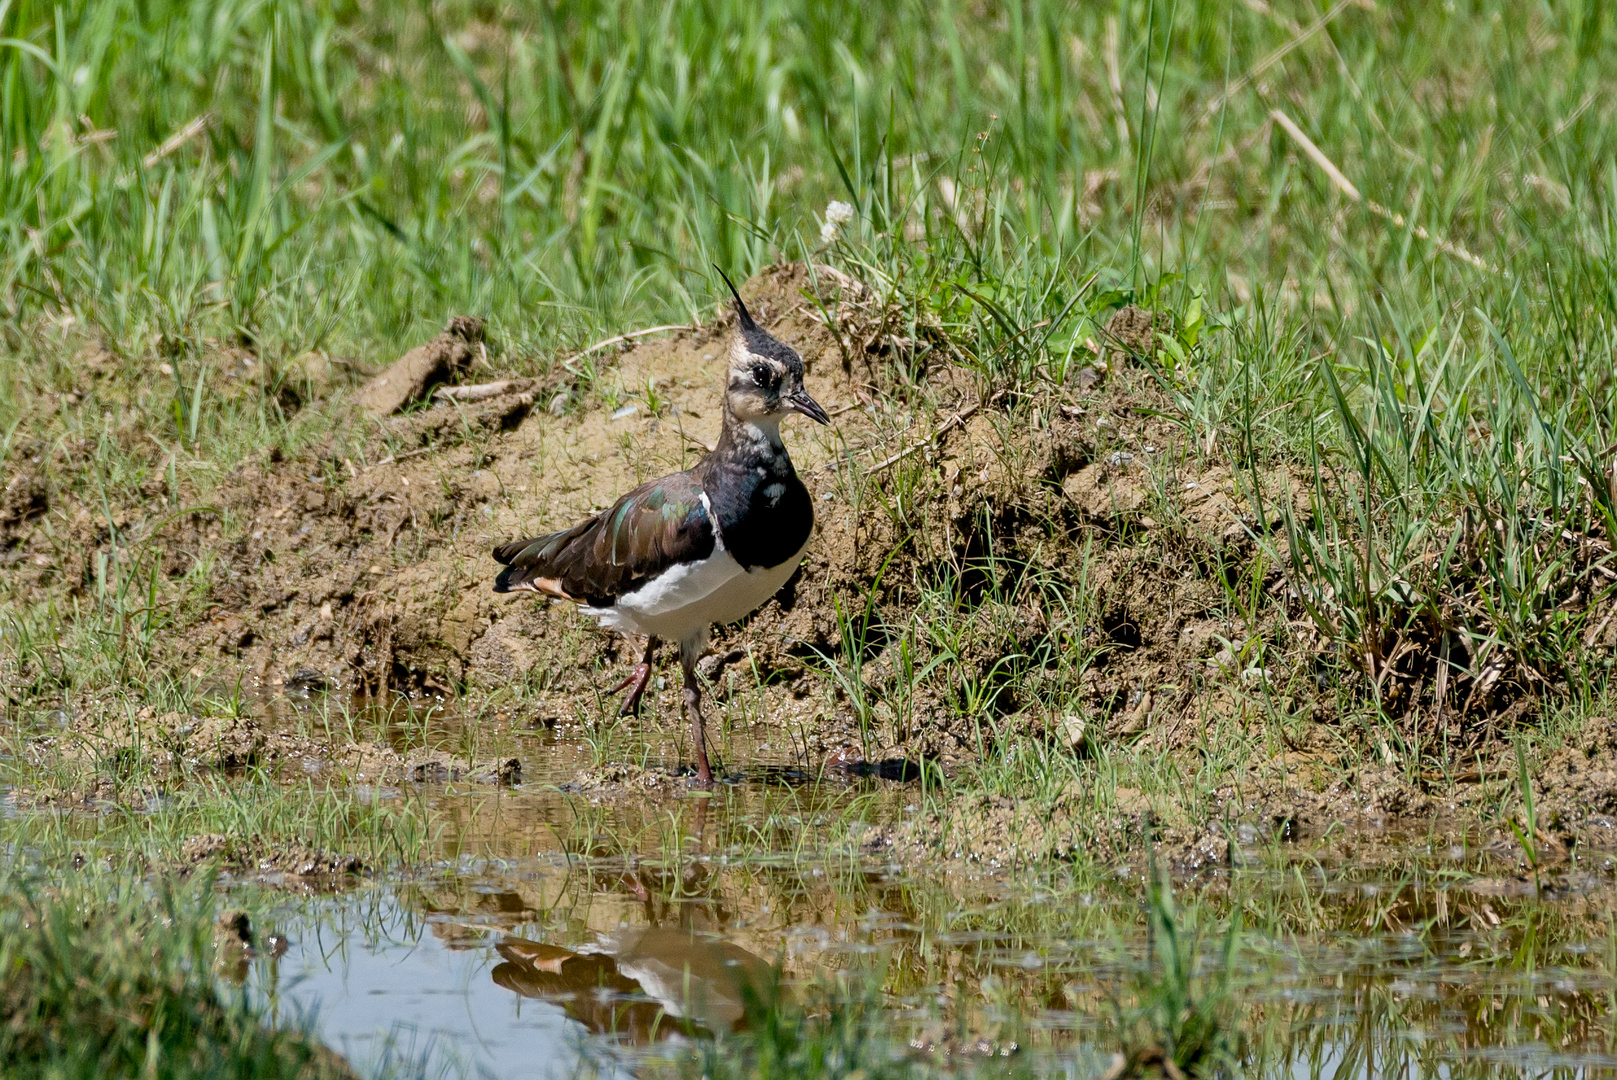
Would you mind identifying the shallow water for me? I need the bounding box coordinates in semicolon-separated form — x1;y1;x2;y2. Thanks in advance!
16;691;1617;1076
239;763;1617;1080
254;890;639;1080
216;697;1617;1077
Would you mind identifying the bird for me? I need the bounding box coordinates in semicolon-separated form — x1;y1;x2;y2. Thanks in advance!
491;269;829;785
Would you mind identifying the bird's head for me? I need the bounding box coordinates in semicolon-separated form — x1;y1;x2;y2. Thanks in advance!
715;268;830;428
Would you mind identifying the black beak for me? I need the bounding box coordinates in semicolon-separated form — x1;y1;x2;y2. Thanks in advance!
787;390;830;425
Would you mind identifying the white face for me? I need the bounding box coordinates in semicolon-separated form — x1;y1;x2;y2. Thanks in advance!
724;333;829;427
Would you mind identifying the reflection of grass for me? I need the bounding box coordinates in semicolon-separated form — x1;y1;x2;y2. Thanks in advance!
1509;740;1543;888
1106;868;1241;1079
701;973;920;1080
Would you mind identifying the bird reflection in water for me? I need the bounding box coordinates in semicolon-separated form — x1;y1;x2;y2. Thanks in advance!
492;926;773;1041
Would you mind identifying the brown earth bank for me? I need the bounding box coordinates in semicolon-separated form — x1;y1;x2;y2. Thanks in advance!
5;263;1617;869
863;757;1617;875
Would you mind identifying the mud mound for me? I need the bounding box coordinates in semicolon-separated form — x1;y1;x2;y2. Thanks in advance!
1535;718;1617;845
23;704;519;801
562;762;692;798
26;708;283;790
179;831;364;880
13;263;1315;779
354;744;522;786
164;265;888;706
874;755;1457;871
352;315;487;416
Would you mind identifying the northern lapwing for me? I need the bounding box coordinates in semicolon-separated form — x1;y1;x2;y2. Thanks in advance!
491;271;830;785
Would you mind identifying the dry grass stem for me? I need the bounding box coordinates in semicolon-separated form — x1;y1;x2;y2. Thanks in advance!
1198;0;1367;128
562;324;696;371
1104;16;1130;147
142;114;211;169
1271;108;1503;274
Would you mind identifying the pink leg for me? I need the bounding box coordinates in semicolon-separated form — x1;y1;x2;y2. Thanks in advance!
682;646;714;786
609;637;658;716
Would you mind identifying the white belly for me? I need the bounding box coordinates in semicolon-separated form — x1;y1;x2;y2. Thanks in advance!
583;541;808;641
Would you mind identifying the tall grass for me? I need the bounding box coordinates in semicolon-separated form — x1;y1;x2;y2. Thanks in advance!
0;860;353;1079
2;0;1607;368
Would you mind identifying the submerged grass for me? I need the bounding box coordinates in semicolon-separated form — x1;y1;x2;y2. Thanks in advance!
358;823;1617;1077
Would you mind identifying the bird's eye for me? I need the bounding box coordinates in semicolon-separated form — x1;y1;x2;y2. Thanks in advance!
751;364;770;387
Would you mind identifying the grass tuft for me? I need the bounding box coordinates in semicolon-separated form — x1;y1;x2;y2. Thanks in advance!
0;863;352;1079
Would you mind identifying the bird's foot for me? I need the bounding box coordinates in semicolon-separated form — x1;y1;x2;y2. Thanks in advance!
610;662;653;716
689;732;717;787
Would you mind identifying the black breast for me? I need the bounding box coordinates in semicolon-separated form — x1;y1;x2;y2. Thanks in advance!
705;458;814;570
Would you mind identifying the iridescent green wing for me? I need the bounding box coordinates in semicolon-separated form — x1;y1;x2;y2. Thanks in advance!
492;472;714;605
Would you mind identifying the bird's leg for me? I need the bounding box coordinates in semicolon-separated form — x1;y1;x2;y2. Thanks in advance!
609;636;658;716
681;644;715;786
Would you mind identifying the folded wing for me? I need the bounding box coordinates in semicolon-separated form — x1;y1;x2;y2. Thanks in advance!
492;473;719;607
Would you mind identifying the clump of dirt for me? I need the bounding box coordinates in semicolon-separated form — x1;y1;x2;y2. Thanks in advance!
179;832;364;879
866;782;1229;871
1100;304;1175;364
213;908;256;955
1534;717;1617;844
358;745;522;786
133;264;943;740
1206;764;1437;842
562;762;691;798
352;315;488;416
1;465;49;536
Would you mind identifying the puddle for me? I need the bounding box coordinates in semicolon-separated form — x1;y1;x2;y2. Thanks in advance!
14;695;1617;1075
254;891;638;1080
241;779;1617;1079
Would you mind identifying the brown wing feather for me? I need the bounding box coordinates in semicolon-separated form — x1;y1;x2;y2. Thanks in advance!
492;472;715;606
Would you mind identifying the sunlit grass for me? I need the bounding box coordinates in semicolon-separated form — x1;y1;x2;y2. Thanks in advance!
7;0;1617;767
0;860;353;1079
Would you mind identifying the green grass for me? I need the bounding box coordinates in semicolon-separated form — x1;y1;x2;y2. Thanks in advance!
6;0;1617;761
0;861;354;1079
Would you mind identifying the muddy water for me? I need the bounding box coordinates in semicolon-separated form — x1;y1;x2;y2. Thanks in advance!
252;845;1617;1078
33;694;1598;1076
239;725;1617;1080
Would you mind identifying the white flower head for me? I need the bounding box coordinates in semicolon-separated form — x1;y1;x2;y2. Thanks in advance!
820;199;855;243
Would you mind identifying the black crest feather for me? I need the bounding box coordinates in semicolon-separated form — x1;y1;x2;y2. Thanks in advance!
713;265;758;332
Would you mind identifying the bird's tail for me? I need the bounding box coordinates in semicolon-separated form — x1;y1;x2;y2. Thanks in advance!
491;522;590;596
